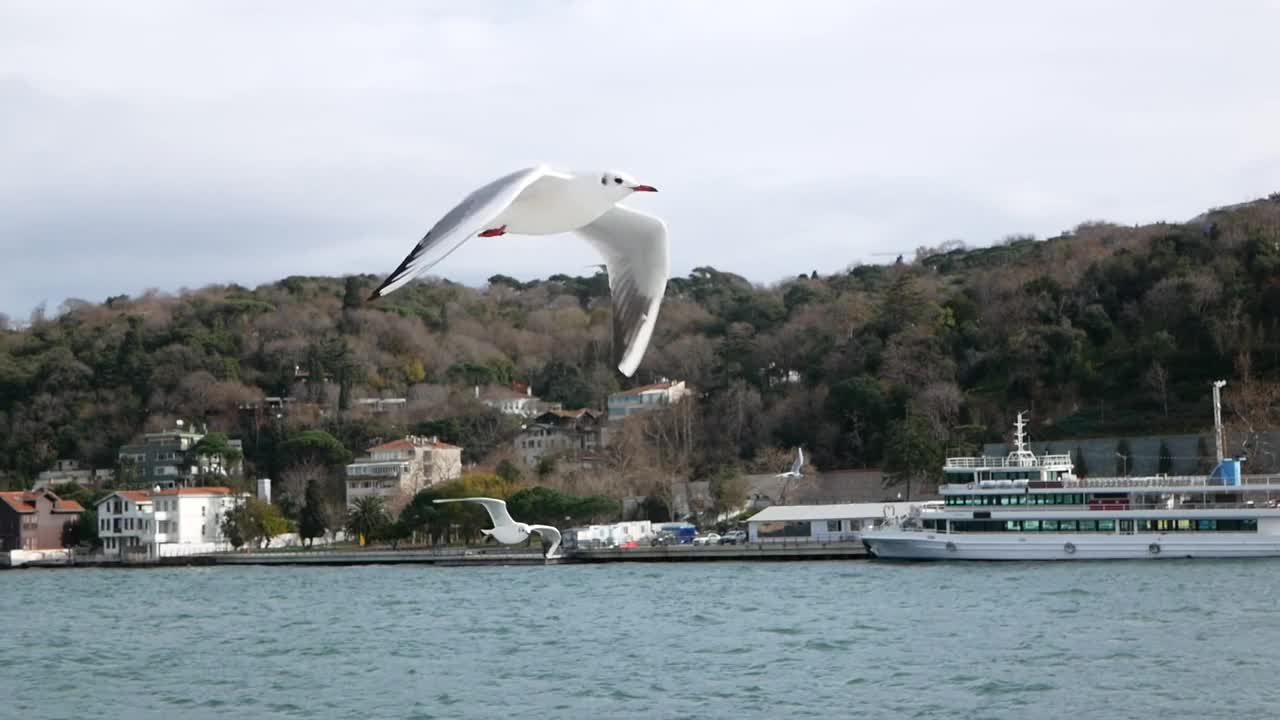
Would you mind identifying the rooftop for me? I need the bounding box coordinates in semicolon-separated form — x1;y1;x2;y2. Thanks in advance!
479;386;532;401
114;490;153;504
367;436;462;452
152;486;235;496
747;501;922;523
611;382;676;397
0;490;85;514
543;408;597;419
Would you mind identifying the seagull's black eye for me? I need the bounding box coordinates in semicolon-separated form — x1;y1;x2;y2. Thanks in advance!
601;175;607;185
614;177;623;184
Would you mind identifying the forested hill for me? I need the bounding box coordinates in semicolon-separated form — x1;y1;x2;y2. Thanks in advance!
2;192;1280;487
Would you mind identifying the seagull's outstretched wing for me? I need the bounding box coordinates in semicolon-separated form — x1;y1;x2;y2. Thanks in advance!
528;524;562;559
791;447;804;475
369;166;565;299
434;497;515;528
576;205;670;377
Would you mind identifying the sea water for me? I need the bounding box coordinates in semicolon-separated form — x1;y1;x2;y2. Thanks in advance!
3;560;1278;719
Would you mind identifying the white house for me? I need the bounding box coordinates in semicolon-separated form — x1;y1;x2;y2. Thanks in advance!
745;502;921;543
345;436;463;507
607;380;690;421
96;486;248;558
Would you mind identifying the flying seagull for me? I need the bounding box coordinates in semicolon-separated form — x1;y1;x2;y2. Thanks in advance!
775;447;805;479
434;496;563;559
369;166;669;377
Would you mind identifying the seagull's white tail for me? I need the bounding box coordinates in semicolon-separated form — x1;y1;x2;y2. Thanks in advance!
480;528;493;536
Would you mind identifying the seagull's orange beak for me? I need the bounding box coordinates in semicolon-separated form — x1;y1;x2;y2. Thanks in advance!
631;184;658;192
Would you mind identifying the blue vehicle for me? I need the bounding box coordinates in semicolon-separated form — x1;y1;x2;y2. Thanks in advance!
654;522;696;544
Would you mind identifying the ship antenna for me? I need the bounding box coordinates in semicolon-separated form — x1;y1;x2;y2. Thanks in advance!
1013;411;1029;454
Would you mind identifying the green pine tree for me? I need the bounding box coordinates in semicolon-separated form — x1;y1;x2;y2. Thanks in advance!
1157;440;1174;476
298;479;329;548
1074;446;1089;477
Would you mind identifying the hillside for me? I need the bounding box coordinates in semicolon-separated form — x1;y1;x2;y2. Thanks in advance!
3;192;1280;491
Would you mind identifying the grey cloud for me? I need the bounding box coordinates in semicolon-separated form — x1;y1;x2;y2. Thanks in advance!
2;0;1278;316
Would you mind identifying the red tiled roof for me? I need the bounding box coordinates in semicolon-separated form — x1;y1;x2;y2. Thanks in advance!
479;386;529;401
95;490;153;507
0;492;34;514
152;486;234;496
1;490;84;514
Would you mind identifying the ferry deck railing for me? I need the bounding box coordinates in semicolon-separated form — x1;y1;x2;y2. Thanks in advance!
946;475;1280;491
945;454;1074;469
925;500;1280;512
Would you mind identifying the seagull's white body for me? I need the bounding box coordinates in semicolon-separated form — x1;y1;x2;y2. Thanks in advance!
434;496;563;559
370;166;669;377
775;447;805;479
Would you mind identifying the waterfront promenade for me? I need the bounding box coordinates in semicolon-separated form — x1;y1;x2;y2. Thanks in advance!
5;539;869;568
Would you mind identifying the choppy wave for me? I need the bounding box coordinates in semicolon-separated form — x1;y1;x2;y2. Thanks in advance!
5;559;1280;719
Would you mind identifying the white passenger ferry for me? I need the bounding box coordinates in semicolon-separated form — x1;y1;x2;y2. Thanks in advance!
862;413;1280;560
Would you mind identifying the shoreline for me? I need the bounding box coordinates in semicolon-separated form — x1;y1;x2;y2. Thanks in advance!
4;541;870;569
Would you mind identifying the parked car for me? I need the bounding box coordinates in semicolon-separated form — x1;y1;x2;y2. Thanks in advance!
692;533;721;546
718;530;748;545
650;532;677;547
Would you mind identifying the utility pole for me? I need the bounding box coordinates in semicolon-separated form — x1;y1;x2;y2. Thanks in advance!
1213;380;1227;464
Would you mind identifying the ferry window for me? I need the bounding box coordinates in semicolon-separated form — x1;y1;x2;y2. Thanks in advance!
1042;520;1059;531
1024;520;1040;531
1176;519;1192;531
1197;520;1216;531
1059;520;1078;532
1098;520;1115;532
1244;519;1257;531
1078;520;1097;532
827;520;841;532
1005;520;1021;531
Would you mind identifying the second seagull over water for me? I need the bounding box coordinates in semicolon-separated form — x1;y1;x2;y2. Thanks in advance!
368;166;670;377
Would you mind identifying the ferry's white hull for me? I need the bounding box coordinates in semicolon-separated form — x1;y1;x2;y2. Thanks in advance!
861;531;1280;560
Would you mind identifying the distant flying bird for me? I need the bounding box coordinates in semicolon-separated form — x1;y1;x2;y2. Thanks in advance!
369;166;669;377
434;496;563;559
775;447;805;479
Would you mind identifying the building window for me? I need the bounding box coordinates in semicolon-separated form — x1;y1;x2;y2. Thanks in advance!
755;521;811;538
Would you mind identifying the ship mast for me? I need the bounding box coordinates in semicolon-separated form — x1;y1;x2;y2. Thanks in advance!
1013;411;1028;454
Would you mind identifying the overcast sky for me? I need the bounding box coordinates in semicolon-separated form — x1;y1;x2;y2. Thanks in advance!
2;1;1278;318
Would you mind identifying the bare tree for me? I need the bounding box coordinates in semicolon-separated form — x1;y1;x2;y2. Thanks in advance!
279;461;326;505
1144;361;1170;417
642;397;699;520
